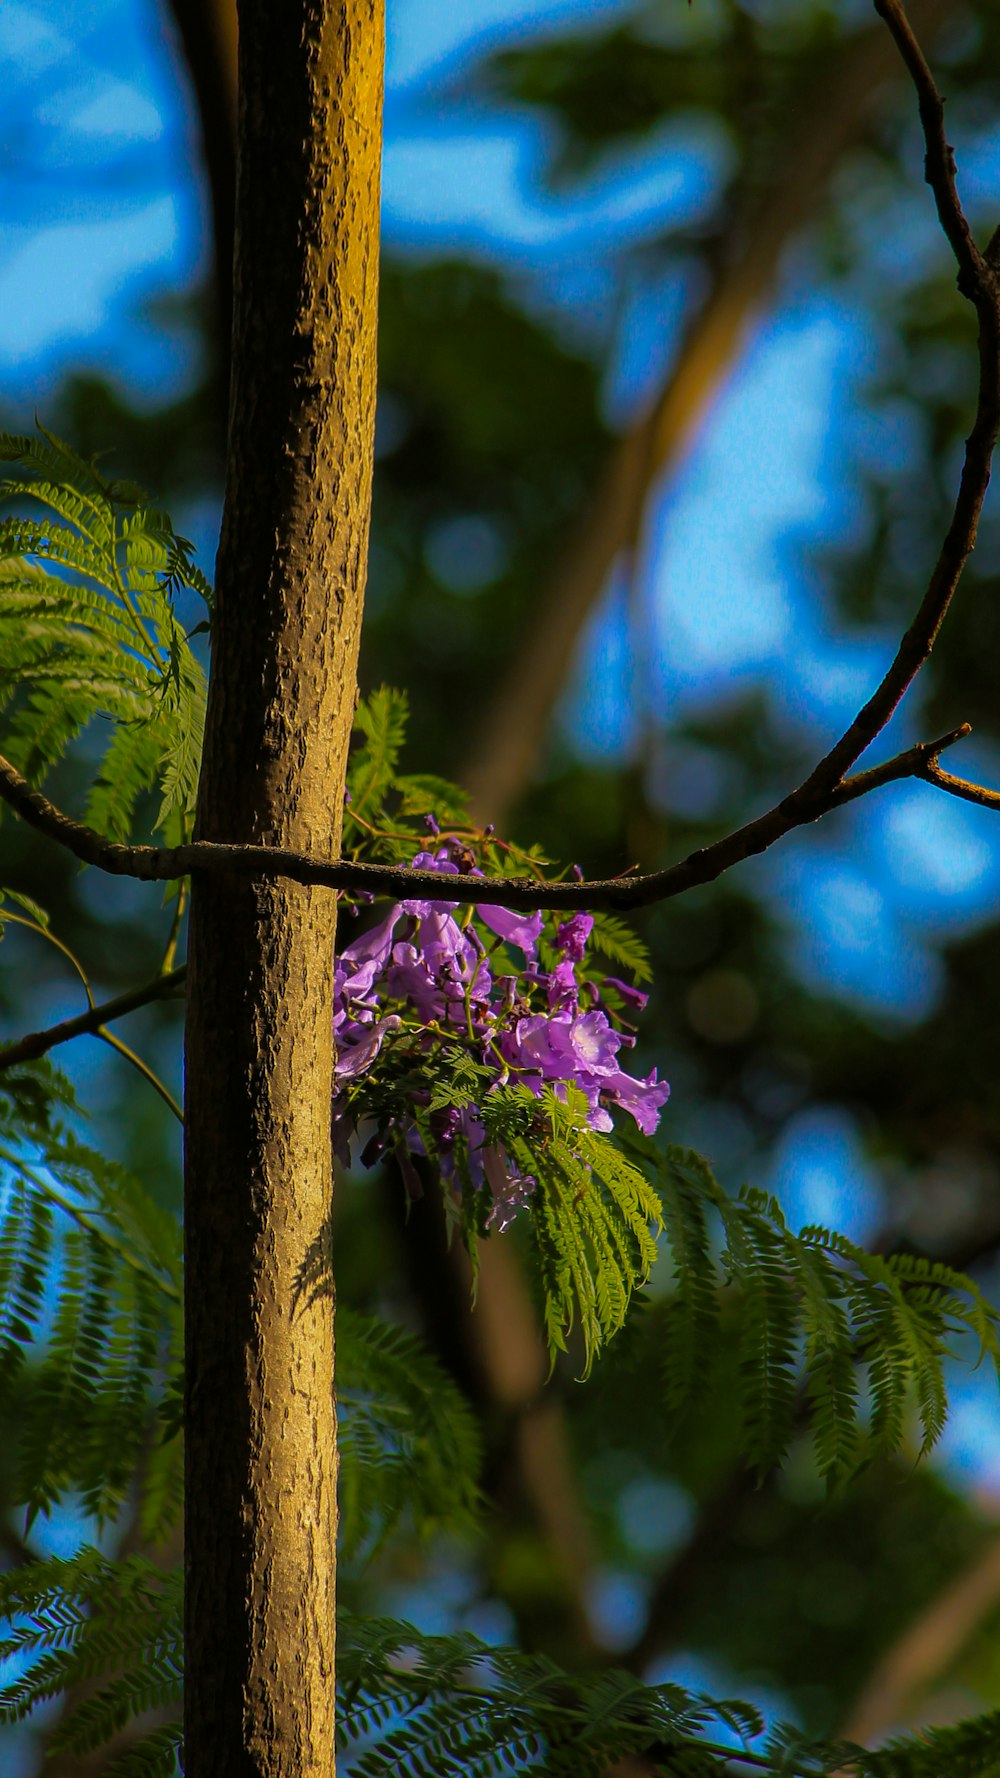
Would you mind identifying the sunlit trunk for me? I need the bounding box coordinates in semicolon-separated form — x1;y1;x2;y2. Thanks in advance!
183;3;384;1771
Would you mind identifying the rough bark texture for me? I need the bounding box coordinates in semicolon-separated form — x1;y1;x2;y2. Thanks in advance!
183;3;383;1774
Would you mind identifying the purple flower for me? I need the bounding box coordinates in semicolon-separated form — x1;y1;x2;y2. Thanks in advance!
603;976;649;1012
335;1014;402;1081
339;907;401;979
384;942;447;1023
567;1009;621;1076
331;836;670;1212
477;903;543;956
548;960;579;1014
556;912;594;961
401;849;461;917
603;1067;670;1135
483;1143;536;1232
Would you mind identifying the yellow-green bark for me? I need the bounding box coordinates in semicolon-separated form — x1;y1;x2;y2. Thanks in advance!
183;3;383;1772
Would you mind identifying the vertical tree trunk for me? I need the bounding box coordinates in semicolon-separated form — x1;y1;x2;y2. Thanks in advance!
182;4;383;1773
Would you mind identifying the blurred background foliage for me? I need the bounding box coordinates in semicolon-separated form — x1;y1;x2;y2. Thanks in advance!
4;0;1000;1770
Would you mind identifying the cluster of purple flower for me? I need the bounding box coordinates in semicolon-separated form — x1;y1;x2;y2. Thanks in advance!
332;842;669;1231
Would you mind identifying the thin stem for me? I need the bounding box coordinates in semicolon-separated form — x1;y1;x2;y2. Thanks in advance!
793;0;1000;795
0;966;186;1071
346;806;552;879
161;879;188;974
96;1027;184;1124
0;908;96;1008
921;759;1000;810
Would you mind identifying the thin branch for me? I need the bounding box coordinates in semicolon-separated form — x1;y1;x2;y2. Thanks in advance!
96;1028;185;1125
464;0;953;825
0;19;993;931
0;967;187;1071
0;7;994;935
873;0;981;279
795;0;1000;796
0;725;976;914
920;758;1000;810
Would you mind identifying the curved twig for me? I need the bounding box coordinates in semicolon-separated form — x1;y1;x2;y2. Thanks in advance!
464;0;954;825
920;758;1000;810
796;0;1000;795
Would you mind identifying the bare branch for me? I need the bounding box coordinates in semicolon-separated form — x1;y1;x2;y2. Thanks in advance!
0;724;975;913
796;0;1000;795
920;758;1000;810
0;967;188;1072
874;0;981;279
464;0;953;825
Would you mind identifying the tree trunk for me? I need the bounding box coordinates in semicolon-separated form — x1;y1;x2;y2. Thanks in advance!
182;3;383;1773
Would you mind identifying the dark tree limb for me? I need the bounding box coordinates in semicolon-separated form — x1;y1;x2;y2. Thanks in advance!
2;20;996;928
795;1;1000;798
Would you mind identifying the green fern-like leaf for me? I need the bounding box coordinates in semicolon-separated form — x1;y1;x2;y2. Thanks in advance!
336;1615;862;1777
394;770;471;824
587;910;653;985
650;1149;1000;1481
337;1307;482;1559
348;685;411;823
654;1145;719;1410
104;1725;183;1778
497;1085;662;1372
0;1551;181;1767
0;428;211;839
715;1188;800;1472
0;1062;181;1527
856;1708;1000;1777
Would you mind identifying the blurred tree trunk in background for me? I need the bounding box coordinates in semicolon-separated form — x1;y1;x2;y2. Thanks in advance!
165;0;237;427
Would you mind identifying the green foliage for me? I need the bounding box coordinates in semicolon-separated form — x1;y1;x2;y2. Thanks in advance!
0;1064;483;1550
650;1147;1000;1482
586;911;653;987
345;686;542;876
337;1308;482;1559
0;428;210;840
2;484;999;1770
489;1084;661;1373
337;1614;863;1777
0;1058;181;1531
337;1615;1000;1776
860;1711;1000;1777
0;1550;181;1776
